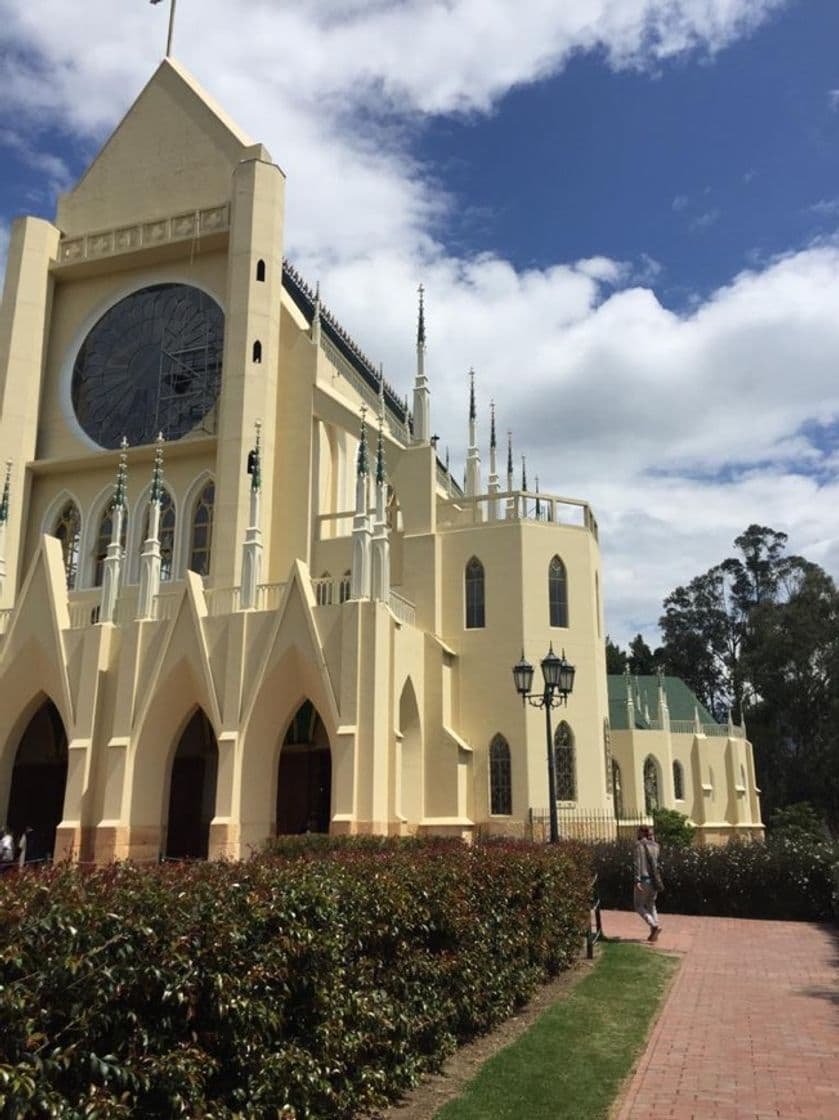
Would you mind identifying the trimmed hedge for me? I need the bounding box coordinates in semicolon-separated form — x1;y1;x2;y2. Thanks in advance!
592;837;838;923
0;839;591;1118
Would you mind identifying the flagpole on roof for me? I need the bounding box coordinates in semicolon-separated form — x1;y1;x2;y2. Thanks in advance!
150;0;177;58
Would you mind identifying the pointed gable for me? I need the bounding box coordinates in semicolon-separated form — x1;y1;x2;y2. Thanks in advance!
56;58;272;237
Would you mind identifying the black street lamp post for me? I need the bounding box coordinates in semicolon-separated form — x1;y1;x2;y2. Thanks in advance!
512;644;576;844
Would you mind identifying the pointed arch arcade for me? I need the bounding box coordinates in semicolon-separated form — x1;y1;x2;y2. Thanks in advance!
164;708;219;860
276;701;332;835
4;699;68;861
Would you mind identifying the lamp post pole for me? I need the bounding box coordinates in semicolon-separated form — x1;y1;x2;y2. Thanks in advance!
544;696;559;845
512;645;576;844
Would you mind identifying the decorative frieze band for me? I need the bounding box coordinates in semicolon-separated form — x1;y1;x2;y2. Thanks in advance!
57;204;230;266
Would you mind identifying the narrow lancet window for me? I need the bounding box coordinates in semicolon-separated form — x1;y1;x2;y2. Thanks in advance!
189;481;215;577
54;501;81;590
465;557;485;629
489;735;512;815
549;555;568;628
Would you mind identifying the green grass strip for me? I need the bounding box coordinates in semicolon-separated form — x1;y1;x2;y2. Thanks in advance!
434;942;677;1120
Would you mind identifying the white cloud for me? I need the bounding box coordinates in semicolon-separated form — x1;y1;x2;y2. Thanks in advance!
2;0;829;652
808;196;839;217
828;89;839;112
689;206;721;231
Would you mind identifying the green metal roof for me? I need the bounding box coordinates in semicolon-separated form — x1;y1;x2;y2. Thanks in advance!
607;674;717;731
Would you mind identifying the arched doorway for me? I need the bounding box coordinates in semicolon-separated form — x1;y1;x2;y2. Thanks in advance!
276;701;331;834
399;681;421;824
165;709;218;859
5;700;68;860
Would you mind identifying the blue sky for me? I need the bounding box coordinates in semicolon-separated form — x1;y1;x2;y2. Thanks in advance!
1;0;839;645
417;0;839;306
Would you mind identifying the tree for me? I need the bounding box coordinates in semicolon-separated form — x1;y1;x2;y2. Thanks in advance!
659;526;809;721
657;526;839;833
628;634;658;675
605;636;627;674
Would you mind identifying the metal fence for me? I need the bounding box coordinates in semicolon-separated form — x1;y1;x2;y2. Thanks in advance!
527;807;653;844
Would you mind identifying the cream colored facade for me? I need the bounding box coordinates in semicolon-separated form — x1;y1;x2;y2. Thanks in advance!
0;61;761;862
606;674;763;844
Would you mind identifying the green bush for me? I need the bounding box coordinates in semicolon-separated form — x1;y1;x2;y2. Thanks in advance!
0;839;590;1119
767;802;830;845
651;808;695;849
592;837;838;922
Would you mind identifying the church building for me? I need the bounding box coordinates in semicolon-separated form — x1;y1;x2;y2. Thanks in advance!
0;60;763;862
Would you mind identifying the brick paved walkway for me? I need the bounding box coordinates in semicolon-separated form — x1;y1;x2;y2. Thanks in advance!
603;910;839;1120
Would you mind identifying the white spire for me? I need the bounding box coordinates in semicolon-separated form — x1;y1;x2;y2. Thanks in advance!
137;435;164;620
487;400;500;520
101;438;128;624
412;284;430;443
465;368;482;499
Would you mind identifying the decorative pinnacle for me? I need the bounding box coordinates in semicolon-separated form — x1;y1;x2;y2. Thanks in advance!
150;433;164;505
357;405;369;476
378;363;385;420
417;284;426;347
469;368;476;422
376;415;385;486
507;430;513;477
114;437;129;511
535;474;541;516
521;454;527;492
250;420;262;493
490;400;496;450
0;460;11;525
445;446;450;473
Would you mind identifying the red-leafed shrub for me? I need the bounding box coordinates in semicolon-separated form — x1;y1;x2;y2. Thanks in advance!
0;838;590;1118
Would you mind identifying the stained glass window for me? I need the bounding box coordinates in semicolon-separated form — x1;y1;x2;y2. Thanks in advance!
465;557;485;629
489;735;512;815
673;760;684;800
549;555;568;627
189;482;215;577
554;721;576;801
72;283;224;450
644;756;660;814
53;502;81;590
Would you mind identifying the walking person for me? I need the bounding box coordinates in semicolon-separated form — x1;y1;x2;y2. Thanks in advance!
634;824;663;942
0;824;16;873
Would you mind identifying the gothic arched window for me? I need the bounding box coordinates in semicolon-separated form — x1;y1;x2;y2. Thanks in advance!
489;734;512;815
673;760;685;800
644;756;660;814
549;555;568;628
554;720;576;801
53;502;81;590
465;557;485;629
141;489;176;582
189;481;214;577
612;760;624;818
339;570;351;604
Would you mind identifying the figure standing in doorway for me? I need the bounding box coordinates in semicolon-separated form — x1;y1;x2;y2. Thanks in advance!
0;824;15;872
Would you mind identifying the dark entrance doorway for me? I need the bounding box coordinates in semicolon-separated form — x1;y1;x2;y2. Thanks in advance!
165;709;218;859
277;701;331;834
5;700;68;861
